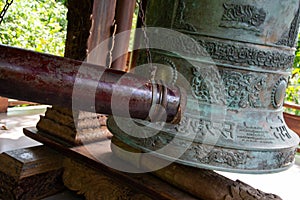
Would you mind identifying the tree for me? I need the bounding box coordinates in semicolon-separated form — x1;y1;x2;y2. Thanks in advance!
0;0;67;56
285;34;300;115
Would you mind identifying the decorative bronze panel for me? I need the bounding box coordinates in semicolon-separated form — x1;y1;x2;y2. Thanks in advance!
109;0;300;173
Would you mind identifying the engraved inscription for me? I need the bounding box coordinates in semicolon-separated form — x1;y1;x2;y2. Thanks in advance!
160;57;178;85
138;135;170;148
196;39;294;70
275;150;296;167
223;71;267;109
151;34;294;70
237;122;274;144
192;66;225;104
192;68;267;109
174;0;197;32
188;144;247;167
270;117;292;141
276;7;300;47
271;77;288;108
271;125;291;141
220;3;266;32
176;116;235;139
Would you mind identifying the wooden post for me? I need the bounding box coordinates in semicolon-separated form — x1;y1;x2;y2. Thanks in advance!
87;0;117;66
111;0;136;71
64;0;94;61
0;97;8;113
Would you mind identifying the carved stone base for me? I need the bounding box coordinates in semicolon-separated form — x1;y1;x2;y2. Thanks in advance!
0;146;64;199
37;106;112;146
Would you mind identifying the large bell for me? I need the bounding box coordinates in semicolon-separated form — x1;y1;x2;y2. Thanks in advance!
108;0;300;173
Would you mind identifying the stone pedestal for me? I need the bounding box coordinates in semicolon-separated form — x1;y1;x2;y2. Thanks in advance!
37;106;111;146
35;0;114;147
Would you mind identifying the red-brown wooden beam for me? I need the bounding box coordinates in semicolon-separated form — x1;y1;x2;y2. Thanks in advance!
0;45;184;124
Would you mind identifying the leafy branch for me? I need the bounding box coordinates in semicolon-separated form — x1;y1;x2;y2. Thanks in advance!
0;0;67;56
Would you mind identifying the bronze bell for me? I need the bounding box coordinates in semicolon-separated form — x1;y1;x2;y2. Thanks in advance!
108;0;300;173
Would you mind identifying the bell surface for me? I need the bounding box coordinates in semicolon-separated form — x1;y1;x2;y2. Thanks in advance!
108;0;300;173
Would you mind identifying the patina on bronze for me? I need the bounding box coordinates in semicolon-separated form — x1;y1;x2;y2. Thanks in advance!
0;44;185;124
109;0;300;173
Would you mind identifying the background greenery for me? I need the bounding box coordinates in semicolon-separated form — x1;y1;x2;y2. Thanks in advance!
286;37;300;105
0;0;67;56
285;35;300;115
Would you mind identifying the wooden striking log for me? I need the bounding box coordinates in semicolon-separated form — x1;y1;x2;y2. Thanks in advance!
0;45;185;124
111;136;282;200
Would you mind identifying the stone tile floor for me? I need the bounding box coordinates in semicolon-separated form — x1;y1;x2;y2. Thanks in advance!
0;105;300;199
0;105;44;153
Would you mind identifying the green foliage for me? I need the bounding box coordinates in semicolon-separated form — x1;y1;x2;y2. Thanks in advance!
55;0;68;5
285;34;300;111
284;107;300;115
285;69;300;104
0;0;67;56
129;3;138;52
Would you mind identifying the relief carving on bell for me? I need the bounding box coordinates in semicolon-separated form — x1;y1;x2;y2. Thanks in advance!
108;0;300;173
